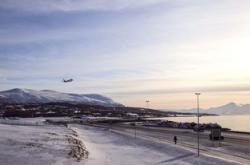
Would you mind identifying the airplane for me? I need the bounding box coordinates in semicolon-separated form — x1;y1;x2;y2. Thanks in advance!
62;78;73;83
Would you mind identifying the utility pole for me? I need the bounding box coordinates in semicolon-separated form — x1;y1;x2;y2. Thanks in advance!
195;93;201;157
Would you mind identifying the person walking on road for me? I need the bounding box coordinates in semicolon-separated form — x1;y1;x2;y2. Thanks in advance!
174;136;177;144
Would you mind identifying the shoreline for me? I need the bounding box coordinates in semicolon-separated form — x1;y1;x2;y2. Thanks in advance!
224;130;250;135
152;114;250;133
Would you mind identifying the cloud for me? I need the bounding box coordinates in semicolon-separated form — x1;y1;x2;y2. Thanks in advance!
0;0;166;12
107;84;250;97
1;0;250;108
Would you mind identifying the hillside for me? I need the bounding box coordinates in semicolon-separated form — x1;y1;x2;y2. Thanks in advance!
167;102;250;115
0;88;122;107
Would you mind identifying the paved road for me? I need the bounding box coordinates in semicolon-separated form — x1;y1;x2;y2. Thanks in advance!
95;123;250;165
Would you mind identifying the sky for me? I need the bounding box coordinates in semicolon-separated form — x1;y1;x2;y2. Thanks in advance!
1;0;250;109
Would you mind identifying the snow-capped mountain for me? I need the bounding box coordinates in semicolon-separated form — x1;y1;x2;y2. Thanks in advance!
204;102;250;115
166;102;250;115
0;88;122;106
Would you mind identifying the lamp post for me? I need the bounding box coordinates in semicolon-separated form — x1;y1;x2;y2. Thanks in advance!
195;93;201;157
146;100;150;109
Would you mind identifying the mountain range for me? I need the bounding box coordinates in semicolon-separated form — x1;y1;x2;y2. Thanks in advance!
0;88;122;107
1;88;249;115
168;102;250;115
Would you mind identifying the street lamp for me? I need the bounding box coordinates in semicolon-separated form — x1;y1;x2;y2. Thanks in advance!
146;100;150;109
195;93;201;157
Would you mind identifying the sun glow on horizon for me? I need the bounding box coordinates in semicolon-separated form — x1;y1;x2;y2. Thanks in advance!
1;0;250;109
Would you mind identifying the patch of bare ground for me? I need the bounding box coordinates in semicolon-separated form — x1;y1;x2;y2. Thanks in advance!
66;128;89;162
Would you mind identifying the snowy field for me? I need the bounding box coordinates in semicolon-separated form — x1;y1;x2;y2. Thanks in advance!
0;118;87;165
70;124;241;165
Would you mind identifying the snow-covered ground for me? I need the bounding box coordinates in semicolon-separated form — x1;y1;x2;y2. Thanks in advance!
0;117;244;165
0;118;86;165
70;124;240;165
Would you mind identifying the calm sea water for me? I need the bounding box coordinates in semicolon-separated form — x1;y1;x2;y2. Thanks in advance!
159;115;250;132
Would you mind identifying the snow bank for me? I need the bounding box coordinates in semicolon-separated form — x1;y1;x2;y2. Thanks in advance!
0;122;84;165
